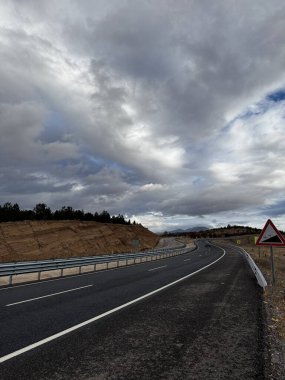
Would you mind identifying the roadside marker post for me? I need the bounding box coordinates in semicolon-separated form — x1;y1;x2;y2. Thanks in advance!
256;219;285;285
253;237;261;258
269;246;275;284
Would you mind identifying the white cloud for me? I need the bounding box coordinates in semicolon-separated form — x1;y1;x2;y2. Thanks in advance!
1;0;285;230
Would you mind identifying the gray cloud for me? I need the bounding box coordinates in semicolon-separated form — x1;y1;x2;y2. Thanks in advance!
1;0;285;231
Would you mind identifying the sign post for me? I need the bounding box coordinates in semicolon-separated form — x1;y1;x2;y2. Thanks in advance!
269;246;275;284
256;219;285;285
132;239;140;252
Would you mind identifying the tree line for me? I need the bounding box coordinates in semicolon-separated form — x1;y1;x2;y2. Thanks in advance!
162;224;261;239
0;202;135;225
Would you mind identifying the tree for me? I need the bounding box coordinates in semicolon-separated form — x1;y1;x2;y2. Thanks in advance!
111;214;125;224
33;203;51;220
98;210;111;223
83;212;93;221
0;202;21;221
0;202;132;225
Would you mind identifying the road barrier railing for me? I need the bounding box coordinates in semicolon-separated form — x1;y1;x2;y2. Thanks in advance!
231;245;267;289
0;243;192;286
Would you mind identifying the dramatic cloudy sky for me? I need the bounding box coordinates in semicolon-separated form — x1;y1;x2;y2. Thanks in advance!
1;0;285;232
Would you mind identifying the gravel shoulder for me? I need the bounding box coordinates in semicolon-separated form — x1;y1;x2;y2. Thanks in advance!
219;238;285;380
262;282;285;380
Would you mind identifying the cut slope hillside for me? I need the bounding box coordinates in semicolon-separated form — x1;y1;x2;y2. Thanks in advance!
0;220;159;263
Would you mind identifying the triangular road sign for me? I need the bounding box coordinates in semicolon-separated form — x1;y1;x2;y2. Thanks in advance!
256;219;285;246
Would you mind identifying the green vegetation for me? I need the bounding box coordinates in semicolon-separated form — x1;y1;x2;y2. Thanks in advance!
0;202;134;225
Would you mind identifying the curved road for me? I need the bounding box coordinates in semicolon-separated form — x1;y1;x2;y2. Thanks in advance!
0;240;264;379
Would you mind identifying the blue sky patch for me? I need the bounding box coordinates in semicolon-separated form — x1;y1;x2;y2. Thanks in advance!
267;89;285;103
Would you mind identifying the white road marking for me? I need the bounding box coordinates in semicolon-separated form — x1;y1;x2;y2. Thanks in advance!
0;246;225;363
6;285;93;307
183;258;191;262
148;265;167;272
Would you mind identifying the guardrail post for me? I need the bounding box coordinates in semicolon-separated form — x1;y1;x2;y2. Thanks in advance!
60;268;63;277
38;271;41;281
79;266;82;274
9;274;12;285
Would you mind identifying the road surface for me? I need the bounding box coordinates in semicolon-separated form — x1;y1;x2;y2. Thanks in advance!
0;240;264;379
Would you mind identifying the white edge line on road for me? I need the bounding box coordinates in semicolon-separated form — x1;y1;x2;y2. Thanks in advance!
148;265;167;272
0;245;225;364
6;285;93;307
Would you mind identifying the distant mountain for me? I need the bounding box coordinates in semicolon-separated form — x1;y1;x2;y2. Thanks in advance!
168;226;210;234
162;225;262;238
167;228;184;234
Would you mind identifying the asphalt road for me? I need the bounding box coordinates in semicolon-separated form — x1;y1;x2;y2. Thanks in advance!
0;240;264;379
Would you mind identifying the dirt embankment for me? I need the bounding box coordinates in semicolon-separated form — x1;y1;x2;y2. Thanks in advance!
0;220;159;263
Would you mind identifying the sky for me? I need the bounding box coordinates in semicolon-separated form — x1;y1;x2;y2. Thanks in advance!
0;0;285;232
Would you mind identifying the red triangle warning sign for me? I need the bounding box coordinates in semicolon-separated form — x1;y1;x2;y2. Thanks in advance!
256;219;285;246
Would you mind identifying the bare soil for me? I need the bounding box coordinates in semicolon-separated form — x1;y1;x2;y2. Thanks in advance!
0;220;159;263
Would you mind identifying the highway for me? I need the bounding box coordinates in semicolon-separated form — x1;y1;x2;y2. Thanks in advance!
0;240;265;379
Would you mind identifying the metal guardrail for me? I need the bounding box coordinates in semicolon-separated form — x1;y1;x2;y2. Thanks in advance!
232;245;267;289
0;243;191;286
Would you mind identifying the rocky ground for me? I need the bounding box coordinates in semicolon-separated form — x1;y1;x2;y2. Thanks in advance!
0;220;159;263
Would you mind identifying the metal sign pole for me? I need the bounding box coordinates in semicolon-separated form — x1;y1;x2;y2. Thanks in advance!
255;219;285;285
270;246;276;285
